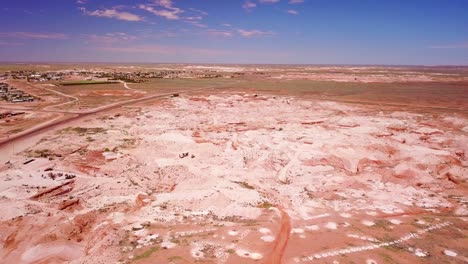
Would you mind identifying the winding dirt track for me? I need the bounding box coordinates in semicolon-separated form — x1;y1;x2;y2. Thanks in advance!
265;208;291;264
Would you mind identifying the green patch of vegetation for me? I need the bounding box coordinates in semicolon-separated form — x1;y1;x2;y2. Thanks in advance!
373;219;391;230
233;181;255;190
60;126;107;137
133;246;159;261
71;127;106;135
168;256;185;262
242;220;259;227
378;252;396;263
61;80;119;86
385;242;406;252
201;245;216;258
257;201;274;209
33;149;53;158
120;138;137;148
26;149;60;158
9;128;23;134
170;238;180;244
377;233;398;243
225;249;235;254
174;238;190;246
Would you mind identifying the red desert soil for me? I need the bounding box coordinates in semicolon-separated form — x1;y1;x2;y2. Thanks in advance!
265;208;292;264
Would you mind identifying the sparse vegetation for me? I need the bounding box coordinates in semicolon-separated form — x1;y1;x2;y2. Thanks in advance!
62;127;106;136
168;256;184;262
373;219;391;230
257;201;274;209
133;246;159;261
378;252;396;263
233;181;255;189
26;149;61;159
60;80;119;86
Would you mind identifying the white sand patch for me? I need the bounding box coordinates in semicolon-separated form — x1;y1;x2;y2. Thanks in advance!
305;225;320;231
389;219;402;225
261;235;275;242
133;229;148;237
340;213;352;218
443;249;457;257
235;249;263;260
291;228;305;234
342;222;351;227
228;230;239;236
191;244;205;259
325;222;338;230
362;220;375;226
414;248;428;257
308;213;330;220
137;234;158;246
21;242;83;263
161;241;177;249
258;227;271;234
250;253;263;260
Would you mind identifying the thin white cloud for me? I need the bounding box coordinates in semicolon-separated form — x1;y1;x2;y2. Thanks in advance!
154;0;174;9
76;0;87;4
188;7;208;16
287;9;298;15
289;0;304;4
259;0;280;3
81;7;143;21
237;29;275;37
85;32;138;44
0;32;68;39
243;1;257;11
139;0;184;20
185;20;207;28
185;16;203;21
206;29;234;38
139;5;182;20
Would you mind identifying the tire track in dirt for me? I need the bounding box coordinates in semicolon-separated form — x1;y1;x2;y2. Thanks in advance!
266;207;291;264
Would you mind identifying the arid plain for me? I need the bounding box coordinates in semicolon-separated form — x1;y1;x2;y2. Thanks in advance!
0;64;467;264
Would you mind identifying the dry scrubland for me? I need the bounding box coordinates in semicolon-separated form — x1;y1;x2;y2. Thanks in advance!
0;65;467;264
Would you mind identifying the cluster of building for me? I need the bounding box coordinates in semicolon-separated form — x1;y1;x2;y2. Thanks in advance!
0;83;37;103
1;69;227;84
2;71;65;82
0;111;24;120
96;70;224;82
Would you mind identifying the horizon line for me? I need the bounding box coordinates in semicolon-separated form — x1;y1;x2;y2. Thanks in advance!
1;61;468;68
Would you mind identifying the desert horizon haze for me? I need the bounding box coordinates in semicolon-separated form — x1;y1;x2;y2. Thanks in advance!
0;1;467;264
1;0;468;65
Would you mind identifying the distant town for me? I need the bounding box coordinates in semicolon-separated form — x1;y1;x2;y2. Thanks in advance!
0;82;37;103
0;69;227;83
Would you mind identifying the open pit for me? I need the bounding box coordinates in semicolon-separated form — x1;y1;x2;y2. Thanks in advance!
0;88;467;264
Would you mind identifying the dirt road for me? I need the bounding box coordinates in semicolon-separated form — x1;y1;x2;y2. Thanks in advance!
0;81;242;162
265;208;291;264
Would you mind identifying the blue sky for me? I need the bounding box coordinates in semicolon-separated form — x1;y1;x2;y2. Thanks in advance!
0;0;467;65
